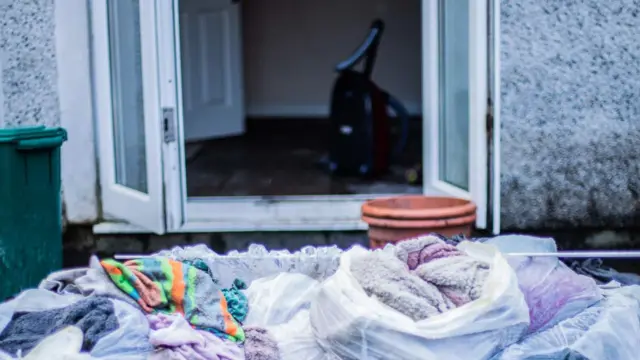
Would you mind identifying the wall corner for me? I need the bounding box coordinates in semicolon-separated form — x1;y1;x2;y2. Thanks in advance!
55;0;99;224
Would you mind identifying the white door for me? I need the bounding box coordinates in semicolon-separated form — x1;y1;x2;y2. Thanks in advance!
423;0;492;229
154;0;495;233
92;0;166;234
155;0;367;232
179;0;245;142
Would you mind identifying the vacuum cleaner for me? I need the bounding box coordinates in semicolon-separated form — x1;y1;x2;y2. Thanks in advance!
325;19;410;178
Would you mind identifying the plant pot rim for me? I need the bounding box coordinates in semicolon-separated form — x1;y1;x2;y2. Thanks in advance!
362;213;477;229
362;195;477;220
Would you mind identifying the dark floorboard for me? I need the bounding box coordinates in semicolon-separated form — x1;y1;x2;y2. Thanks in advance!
186;117;423;197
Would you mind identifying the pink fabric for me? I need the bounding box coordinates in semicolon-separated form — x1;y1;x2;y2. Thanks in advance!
509;257;602;334
147;313;243;360
406;241;462;270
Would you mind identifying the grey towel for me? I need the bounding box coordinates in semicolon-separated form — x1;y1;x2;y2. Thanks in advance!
0;296;119;356
244;326;280;360
350;251;455;321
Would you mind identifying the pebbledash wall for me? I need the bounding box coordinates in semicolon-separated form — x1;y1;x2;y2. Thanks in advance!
499;0;640;230
0;0;98;225
0;0;59;128
2;0;640;259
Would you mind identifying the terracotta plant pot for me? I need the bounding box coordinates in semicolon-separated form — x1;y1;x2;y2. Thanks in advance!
361;195;477;249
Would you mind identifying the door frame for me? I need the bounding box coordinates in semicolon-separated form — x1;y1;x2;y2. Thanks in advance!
94;0;498;234
491;0;502;234
422;0;489;229
157;0;187;231
92;0;166;234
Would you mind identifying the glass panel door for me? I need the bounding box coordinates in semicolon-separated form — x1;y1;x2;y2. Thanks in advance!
108;0;149;194
423;0;489;228
438;0;470;190
93;0;166;233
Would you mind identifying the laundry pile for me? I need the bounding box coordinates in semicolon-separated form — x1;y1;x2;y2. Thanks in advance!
347;237;489;320
1;234;640;359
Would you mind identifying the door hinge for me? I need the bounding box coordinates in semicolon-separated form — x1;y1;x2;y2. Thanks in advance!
162;107;176;143
486;101;494;136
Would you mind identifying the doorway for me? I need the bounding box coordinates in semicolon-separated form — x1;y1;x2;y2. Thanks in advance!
178;0;424;198
92;0;491;233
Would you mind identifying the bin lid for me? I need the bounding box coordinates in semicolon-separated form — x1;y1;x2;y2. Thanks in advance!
0;125;67;143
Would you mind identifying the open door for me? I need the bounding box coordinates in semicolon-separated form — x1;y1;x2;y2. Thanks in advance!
92;0;166;234
178;0;245;142
422;0;490;229
490;0;501;234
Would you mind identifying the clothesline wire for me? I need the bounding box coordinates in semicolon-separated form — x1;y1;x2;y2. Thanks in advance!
113;250;640;260
504;251;640;258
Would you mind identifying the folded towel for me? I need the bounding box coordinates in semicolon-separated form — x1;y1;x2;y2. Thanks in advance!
0;297;118;356
101;258;244;342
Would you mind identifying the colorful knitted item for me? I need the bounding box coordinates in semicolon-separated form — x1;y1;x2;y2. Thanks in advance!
222;279;248;323
183;258;220;284
100;258;245;342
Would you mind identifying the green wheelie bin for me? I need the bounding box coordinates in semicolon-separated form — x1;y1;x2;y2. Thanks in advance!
0;126;67;300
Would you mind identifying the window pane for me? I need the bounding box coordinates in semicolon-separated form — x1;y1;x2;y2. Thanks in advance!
438;0;470;190
107;0;148;193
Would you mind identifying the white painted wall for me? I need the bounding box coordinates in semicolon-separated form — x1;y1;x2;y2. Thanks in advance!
242;0;422;117
55;0;99;223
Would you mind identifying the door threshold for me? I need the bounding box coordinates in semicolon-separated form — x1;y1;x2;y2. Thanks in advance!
93;219;367;234
93;222;151;234
93;189;448;234
178;219;367;232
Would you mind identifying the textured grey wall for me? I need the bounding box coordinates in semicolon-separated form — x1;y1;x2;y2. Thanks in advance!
5;0;640;232
500;0;640;230
0;0;60;128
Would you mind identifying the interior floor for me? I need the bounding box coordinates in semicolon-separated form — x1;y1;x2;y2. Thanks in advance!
186;118;423;197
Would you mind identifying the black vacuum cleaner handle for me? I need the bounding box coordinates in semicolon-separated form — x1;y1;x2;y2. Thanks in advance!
335;19;385;78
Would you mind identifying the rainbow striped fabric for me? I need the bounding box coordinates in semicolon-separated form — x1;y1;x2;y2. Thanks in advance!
101;257;245;342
